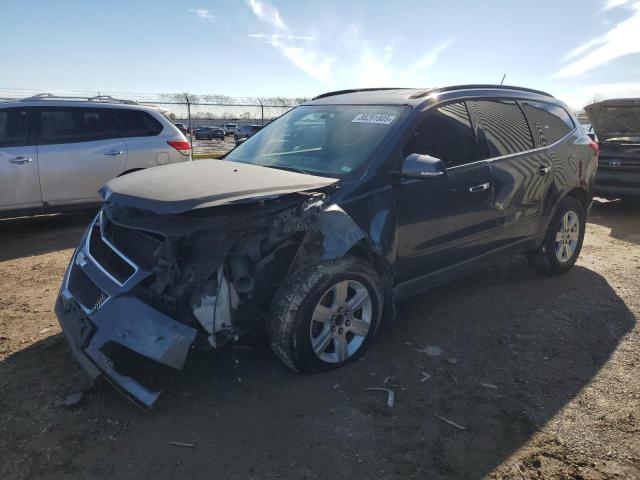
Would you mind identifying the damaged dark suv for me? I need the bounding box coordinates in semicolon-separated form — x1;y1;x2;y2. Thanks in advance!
56;85;598;406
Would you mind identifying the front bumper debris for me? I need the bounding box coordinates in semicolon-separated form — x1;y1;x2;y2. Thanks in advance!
55;193;367;406
55;215;196;406
56;294;196;406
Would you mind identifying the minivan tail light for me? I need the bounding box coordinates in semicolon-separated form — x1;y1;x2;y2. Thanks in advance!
590;140;600;154
167;140;192;155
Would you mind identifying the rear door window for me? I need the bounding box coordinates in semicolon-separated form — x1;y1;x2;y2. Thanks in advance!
521;101;575;146
0;108;29;147
110;109;163;137
468;100;534;159
37;107;117;145
403;102;477;167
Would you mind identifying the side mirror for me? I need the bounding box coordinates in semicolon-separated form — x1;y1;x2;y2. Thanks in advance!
396;153;447;179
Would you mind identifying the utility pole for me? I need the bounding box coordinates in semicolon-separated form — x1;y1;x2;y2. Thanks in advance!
258;98;264;126
185;93;193;152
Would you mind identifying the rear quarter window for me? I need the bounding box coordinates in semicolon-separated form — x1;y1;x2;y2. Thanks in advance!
110;109;163;137
521;101;575;146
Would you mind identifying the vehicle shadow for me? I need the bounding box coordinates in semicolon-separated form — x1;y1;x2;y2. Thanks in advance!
0;258;634;479
589;198;640;245
0;211;96;262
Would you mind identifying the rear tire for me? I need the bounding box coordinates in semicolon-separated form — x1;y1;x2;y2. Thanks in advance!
269;257;383;373
527;196;586;274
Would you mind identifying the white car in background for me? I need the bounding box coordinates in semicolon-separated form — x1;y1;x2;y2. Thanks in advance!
0;94;192;218
223;123;238;135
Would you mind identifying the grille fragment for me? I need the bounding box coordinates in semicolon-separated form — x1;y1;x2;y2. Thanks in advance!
68;264;108;312
88;223;135;283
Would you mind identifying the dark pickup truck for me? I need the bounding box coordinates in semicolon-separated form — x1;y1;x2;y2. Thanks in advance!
585;98;640;201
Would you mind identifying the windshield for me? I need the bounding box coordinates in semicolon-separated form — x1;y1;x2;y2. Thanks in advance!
226;105;408;177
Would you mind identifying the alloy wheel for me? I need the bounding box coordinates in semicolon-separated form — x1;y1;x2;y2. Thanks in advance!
555;211;580;263
309;279;373;363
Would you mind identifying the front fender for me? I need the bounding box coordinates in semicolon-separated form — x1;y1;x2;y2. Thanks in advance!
288;204;366;275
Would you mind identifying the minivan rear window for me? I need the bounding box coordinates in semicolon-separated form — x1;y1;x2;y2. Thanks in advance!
468;100;534;159
521;101;575;146
110;109;163;137
0;109;28;147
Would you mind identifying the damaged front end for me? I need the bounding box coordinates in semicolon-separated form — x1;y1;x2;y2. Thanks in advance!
55;190;365;406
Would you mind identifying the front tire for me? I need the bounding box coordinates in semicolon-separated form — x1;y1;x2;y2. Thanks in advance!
527;196;586;274
269;257;383;373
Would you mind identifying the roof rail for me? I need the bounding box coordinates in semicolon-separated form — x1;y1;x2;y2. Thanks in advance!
411;84;554;99
312;87;408;100
20;93;139;105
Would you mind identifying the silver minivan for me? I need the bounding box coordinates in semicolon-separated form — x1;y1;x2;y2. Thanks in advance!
0;94;191;217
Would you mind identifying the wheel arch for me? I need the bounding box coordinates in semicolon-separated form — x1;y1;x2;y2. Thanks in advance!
346;241;397;324
565;186;591;211
117;168;145;177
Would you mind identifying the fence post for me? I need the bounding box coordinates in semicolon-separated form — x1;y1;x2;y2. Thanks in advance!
258;98;264;126
184;93;193;152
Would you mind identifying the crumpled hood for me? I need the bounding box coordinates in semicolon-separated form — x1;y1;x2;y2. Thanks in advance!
100;159;337;214
585;98;640;141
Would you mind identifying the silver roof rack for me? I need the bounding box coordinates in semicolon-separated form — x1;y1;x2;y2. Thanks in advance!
20;93;139;105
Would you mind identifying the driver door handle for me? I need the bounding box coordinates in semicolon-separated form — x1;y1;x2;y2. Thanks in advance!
538;166;551;176
8;156;32;164
104;150;124;156
469;182;490;193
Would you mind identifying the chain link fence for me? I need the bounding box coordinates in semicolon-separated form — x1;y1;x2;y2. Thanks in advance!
0;88;307;157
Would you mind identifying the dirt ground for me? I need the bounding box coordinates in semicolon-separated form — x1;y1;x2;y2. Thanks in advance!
0;200;638;479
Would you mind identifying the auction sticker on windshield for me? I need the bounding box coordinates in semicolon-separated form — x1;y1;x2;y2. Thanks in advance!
352;113;395;125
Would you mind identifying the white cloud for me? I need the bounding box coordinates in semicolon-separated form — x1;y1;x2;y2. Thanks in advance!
553;2;640;78
248;33;316;41
246;0;286;30
245;1;452;86
273;40;335;84
188;8;214;22
411;41;455;71
602;0;632;10
350;40;453;87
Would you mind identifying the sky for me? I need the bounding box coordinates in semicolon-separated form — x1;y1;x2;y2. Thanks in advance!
1;0;639;109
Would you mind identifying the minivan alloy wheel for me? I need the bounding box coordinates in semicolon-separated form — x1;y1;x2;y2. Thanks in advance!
555;211;580;263
309;279;372;363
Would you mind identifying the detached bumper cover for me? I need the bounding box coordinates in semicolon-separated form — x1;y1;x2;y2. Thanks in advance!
56;293;196;406
55;219;197;406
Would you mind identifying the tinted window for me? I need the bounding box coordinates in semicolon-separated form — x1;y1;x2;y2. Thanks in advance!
38;108;116;145
468;100;534;158
111;109;162;137
403;102;476;167
0;109;28;147
521;101;574;146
